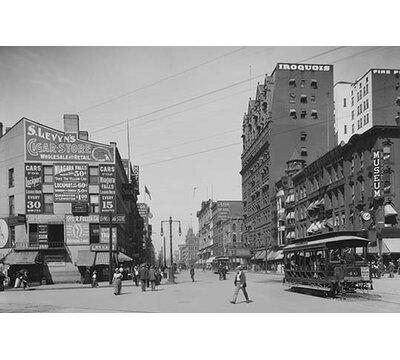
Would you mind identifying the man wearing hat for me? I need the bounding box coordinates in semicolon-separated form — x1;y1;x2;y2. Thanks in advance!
230;265;251;304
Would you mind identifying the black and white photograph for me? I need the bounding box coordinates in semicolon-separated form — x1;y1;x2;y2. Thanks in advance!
1;1;399;359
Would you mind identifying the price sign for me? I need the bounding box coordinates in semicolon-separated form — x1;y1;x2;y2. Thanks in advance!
54;163;89;202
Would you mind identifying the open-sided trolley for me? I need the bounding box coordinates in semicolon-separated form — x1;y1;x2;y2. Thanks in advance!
283;231;372;296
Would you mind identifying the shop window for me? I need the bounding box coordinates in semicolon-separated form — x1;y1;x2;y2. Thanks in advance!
9;195;15;215
9;226;15;246
310;80;318;89
311;110;318;119
29;224;38;243
89;166;99;184
90;224;100;244
43;165;53;184
8;168;14;188
300;95;307;103
44;193;54;214
383;145;391;161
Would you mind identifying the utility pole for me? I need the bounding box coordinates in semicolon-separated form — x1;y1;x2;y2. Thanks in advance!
108;211;113;284
160;217;182;283
163;236;166;268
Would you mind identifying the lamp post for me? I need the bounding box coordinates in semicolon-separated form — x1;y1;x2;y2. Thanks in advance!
160;217;182;283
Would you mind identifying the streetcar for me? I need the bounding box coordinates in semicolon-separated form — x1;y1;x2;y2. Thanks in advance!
283;231;373;296
211;256;230;274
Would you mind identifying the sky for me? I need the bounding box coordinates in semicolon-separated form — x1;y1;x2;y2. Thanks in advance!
2;46;400;253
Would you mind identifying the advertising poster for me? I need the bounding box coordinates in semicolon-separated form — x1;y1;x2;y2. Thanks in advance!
38;224;48;242
65;214;92;244
54;163;89;202
25;163;43;214
25;119;115;163
99;164;116;213
100;226;117;243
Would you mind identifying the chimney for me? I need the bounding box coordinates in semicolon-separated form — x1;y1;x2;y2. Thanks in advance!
0;122;3;138
78;131;88;141
63;114;80;134
110;141;117;147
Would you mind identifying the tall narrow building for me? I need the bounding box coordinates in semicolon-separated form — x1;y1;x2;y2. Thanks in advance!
240;62;334;252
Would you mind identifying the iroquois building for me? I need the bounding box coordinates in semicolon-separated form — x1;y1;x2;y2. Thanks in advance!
0;115;143;285
240;63;335;253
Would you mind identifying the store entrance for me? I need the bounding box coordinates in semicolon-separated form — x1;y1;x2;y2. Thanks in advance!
47;225;64;247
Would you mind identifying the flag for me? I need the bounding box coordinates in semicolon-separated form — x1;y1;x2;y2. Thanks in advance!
145;185;151;200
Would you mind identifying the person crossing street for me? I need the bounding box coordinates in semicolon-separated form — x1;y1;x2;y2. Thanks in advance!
230;266;251;304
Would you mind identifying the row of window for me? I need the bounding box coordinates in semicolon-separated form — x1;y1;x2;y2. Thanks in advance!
289;93;316;104
289;79;318;89
290;109;318;119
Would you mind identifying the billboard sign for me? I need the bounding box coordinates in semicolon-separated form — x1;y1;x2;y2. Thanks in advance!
54;163;89;202
99;164;116;213
65;214;91;244
25;119;115;163
25;163;43;214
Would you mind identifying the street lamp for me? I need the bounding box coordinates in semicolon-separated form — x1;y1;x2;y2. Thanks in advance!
160;216;182;283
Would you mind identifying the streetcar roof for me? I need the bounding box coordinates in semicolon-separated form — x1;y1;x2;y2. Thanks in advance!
283;235;369;251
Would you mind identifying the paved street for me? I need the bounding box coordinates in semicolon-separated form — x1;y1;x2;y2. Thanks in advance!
1;270;400;312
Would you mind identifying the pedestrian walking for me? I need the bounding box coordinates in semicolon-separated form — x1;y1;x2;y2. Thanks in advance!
139;265;148;292
388;261;395;278
190;265;195;282
397;258;400;275
230;266;251;304
223;265;227;280
0;270;5;291
148;266;156;291
21;271;29;290
113;268;123;295
91;270;98;288
133;266;139;286
218;263;223;280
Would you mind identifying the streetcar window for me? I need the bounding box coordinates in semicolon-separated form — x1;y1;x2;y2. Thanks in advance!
329;248;340;261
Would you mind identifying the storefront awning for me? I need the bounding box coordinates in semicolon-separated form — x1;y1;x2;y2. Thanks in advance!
267;250;284;261
206;256;216;264
251;250;266;260
384;203;398;217
118;252;133;263
94;252;116;266
1;251;40;265
76;250;95;267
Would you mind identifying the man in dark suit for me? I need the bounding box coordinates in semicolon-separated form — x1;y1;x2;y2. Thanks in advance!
139;265;148;292
230;266;251;304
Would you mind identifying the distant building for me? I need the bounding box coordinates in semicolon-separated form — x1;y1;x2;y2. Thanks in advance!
0;115;143;285
196;199;214;264
241;62;334;254
335;68;400;144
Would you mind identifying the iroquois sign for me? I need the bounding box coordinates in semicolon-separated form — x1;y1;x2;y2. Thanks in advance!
25;119;115;163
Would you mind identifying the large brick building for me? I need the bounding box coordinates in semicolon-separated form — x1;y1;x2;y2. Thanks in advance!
241;63;335;254
0;115;143;284
291;125;400;259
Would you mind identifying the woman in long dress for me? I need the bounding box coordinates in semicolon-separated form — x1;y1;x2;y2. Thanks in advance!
113;268;123;295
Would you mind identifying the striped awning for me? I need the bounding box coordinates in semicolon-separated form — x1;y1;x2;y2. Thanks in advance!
118;252;133;262
94;252;116;266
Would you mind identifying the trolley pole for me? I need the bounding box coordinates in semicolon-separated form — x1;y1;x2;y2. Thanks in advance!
163;236;167;268
160;217;182;283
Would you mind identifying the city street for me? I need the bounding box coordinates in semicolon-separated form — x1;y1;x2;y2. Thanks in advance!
1;269;400;312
